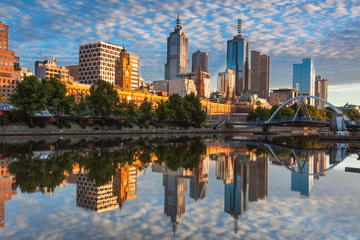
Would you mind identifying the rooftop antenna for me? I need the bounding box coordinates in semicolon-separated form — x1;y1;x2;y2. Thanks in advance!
237;16;242;36
176;13;182;30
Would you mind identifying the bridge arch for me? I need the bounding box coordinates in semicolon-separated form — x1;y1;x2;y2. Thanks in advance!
265;95;349;123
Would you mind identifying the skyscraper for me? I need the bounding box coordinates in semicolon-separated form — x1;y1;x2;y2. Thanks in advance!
315;75;328;109
191;50;208;73
0;21;21;103
250;50;270;99
165;14;189;80
226;18;251;96
293;58;315;96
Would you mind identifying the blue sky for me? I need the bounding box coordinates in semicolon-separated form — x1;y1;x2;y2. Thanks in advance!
0;0;359;106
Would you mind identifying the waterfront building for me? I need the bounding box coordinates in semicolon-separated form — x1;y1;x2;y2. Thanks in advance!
65;65;79;82
79;41;123;85
269;88;298;106
35;57;70;81
314;75;328;109
115;48;140;90
189;157;209;201
217;69;236;98
192;50;208;73
165;14;189;80
0;21;21;103
293;58;315;96
226;18;251;96
251;50;270;99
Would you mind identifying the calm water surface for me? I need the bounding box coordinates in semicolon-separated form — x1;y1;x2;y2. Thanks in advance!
0;137;359;239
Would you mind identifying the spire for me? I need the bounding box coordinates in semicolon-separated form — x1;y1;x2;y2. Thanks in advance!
237;17;242;36
175;13;182;31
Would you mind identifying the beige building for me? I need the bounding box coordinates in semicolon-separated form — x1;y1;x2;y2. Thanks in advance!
269;88;298;106
35;58;70;81
177;71;211;98
315;75;328;109
217;69;235;98
20;67;34;80
153;80;169;93
79;41;123;85
169;78;196;97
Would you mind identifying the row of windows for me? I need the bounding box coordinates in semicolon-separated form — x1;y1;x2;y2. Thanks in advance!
0;79;18;84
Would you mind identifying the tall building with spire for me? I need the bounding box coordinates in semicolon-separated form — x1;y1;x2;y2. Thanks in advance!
165;14;189;80
226;18;251;96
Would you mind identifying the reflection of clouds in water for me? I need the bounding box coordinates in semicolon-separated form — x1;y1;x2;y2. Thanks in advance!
1;163;360;239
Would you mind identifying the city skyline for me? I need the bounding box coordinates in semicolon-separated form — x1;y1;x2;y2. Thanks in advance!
0;0;359;105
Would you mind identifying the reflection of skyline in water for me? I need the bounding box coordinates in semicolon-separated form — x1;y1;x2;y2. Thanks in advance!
0;138;359;234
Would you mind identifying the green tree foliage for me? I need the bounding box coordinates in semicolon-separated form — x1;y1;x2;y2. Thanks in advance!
0;94;6;104
10;76;47;124
138;99;154;122
44;78;75;125
86;79;119;120
155;101;172;122
183;93;207;127
343;109;360;121
247;103;328;121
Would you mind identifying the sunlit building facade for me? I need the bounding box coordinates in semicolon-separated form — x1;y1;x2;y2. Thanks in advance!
35;58;70;81
0;21;21;103
115;48;140;90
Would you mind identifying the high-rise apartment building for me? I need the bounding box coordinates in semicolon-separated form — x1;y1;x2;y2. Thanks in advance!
251;50;269;99
191;50;208;73
165;14;189;80
315;75;328;109
0;21;21;103
293;58;315;96
35;57;70;81
227;18;251;96
0;158;16;227
115;48;140;90
79;41;123;85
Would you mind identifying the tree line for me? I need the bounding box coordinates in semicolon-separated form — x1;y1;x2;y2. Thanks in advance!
6;76;207;128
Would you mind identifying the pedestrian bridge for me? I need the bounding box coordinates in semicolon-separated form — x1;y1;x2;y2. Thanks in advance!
225;95;360;132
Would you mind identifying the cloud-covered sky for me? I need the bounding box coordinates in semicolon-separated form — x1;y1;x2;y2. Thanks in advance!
1;0;359;105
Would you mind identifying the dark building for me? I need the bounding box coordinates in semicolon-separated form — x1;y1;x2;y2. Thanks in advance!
191;50;208;73
251;50;270;99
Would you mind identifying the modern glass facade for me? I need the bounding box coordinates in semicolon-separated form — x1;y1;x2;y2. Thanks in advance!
226;35;250;96
292;58;315;96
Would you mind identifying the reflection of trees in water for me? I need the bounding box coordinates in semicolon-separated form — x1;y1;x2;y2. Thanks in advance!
5;138;206;193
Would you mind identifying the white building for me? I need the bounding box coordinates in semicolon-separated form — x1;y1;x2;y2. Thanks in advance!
169;78;196;97
79;41;123;85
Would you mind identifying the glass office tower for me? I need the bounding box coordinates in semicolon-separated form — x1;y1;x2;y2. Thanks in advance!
226;18;251;96
293;58;315;96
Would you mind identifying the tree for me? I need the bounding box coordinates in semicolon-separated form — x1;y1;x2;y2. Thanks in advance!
10;76;47;124
0;94;6;104
44;78;75;125
138;99;155;122
155;101;172;122
168;94;188;124
183;93;207;127
86;80;119;122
